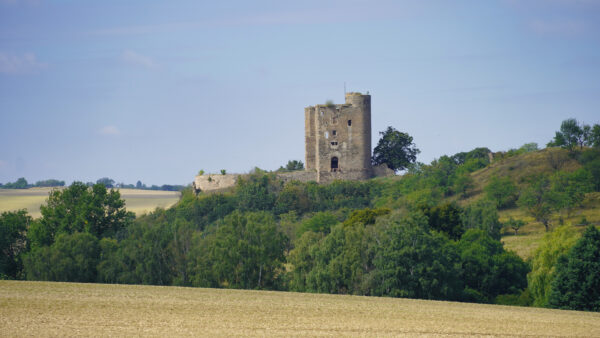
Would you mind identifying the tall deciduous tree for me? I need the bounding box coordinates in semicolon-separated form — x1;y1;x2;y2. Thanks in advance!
517;175;555;232
0;210;30;279
372;126;420;172
548;225;600;311
527;225;579;307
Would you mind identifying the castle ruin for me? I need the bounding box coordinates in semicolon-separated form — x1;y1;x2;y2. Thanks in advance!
193;93;392;193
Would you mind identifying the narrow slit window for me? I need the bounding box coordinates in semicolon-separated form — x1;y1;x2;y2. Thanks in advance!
348;120;352;126
324;131;329;139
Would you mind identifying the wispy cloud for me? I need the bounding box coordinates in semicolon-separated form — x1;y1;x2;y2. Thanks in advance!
0;52;46;74
121;50;158;69
98;125;120;136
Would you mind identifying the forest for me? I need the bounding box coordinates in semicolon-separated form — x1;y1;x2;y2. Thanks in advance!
1;118;600;311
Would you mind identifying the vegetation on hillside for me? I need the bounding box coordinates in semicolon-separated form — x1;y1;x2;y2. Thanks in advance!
1;118;599;312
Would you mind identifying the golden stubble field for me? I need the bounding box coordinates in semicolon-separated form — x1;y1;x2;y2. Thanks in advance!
0;187;180;217
1;281;599;337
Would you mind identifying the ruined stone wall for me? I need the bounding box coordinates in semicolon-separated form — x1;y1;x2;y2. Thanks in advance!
193;174;240;193
276;171;318;183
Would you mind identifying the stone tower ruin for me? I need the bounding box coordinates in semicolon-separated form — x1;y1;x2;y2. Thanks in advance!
304;92;374;183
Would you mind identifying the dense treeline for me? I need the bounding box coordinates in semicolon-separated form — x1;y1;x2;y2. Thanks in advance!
1;118;600;311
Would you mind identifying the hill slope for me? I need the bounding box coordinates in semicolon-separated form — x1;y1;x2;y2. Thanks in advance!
1;280;599;336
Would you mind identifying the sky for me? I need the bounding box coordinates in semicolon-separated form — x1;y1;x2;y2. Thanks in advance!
1;0;599;186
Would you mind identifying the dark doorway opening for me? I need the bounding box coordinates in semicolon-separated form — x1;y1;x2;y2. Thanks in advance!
331;157;339;172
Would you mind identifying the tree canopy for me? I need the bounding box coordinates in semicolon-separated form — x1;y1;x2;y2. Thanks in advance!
372;126;420;172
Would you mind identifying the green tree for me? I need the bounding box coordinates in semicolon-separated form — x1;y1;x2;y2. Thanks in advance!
547;118;583;150
96;177;115;188
372;126;420;172
0;210;31;279
550;169;593;217
485;176;517;209
297;211;339;237
453;171;474;198
373;212;463;300
548;225;600;311
24;232;100;282
422;202;464;240
527;225;579;307
278;160;305;172
188;211;288;290
504;217;525;235
28;182;134;249
457;229;529;303
517;175;555;232
590;124;600;148
461;199;503;240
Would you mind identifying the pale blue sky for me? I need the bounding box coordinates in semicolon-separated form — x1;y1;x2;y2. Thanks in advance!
1;0;599;185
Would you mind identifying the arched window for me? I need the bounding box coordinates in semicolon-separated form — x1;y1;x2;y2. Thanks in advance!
331;157;339;172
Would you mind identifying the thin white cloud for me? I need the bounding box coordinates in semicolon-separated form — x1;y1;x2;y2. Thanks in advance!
0;52;46;74
98;125;120;136
122;50;158;69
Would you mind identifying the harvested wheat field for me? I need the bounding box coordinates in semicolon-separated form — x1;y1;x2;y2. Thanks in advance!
0;187;180;218
1;281;599;337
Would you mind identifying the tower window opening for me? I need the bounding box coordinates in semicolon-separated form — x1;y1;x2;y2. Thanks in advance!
331;157;339;172
332;130;337;136
324;131;329;139
348;120;352;126
331;141;338;146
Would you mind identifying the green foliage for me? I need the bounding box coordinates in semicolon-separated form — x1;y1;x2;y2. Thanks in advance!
0;210;30;279
235;172;279;212
548;118;598;150
373;212;463;300
421;202;464;240
33;179;65;187
372;126;420;172
96;177;115;188
343;208;390;227
277;160;304;172
187;211;288;290
550;168;593;216
527;225;579;307
274;182;310;215
297;212;339;237
548;225;600;311
452;171;474;198
30;182;133;249
579;148;600;191
24;232;100;282
458;230;529;303
461;199;503;240
504;217;525;235
517;174;555;232
220;169;226;175
198;169;204;176
1;177;30;189
485;176;518;209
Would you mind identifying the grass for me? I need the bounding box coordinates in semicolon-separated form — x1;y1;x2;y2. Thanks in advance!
0;187;180;218
1;281;599;337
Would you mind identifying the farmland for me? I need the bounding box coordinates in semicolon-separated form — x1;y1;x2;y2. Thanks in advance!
0;187;180;218
1;281;599;337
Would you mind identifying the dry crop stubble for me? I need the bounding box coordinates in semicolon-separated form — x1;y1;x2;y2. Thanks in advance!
1;281;600;336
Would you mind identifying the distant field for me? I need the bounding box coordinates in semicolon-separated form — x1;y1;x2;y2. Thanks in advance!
1;281;599;337
0;187;180;218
